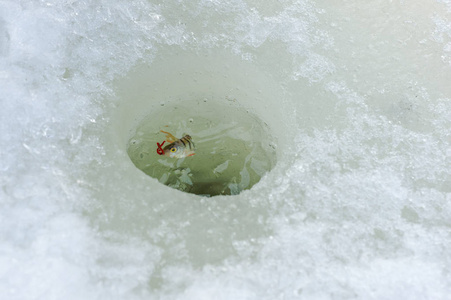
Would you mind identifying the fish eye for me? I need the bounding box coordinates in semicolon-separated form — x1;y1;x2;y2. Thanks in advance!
170;147;177;152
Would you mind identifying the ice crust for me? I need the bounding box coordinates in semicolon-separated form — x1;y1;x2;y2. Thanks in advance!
1;0;451;299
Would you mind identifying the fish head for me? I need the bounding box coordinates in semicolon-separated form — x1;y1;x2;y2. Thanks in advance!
163;143;183;158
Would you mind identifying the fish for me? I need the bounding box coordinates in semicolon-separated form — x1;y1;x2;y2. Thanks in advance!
157;130;196;158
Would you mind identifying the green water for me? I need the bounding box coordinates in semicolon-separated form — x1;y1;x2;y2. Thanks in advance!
127;99;276;196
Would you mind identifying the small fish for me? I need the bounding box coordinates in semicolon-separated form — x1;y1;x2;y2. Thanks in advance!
157;130;195;158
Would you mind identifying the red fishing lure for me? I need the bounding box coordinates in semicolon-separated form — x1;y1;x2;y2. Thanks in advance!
156;141;165;155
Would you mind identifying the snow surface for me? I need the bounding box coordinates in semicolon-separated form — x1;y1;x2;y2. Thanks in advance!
1;0;451;299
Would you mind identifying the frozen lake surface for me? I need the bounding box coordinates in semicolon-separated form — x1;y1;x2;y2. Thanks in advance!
1;0;451;299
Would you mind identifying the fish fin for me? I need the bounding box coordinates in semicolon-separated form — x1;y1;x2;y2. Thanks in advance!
187;153;195;157
160;130;177;143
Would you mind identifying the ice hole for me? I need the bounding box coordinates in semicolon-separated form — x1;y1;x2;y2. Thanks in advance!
127;99;276;196
112;49;291;197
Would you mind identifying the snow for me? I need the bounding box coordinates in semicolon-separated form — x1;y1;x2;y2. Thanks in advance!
1;0;450;299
